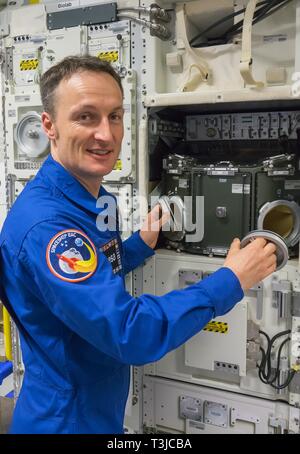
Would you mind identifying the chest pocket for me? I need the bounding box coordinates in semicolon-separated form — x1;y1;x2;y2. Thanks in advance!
99;237;123;276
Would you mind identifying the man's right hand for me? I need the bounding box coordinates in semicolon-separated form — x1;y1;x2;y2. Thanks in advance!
224;237;277;291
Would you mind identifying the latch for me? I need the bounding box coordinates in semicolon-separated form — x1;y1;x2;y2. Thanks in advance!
204;162;237;176
262;153;295;176
269;416;288;434
247;282;264;320
292;289;300;317
272;277;292;320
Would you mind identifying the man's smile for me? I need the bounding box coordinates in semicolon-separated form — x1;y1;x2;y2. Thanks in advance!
86;148;113;156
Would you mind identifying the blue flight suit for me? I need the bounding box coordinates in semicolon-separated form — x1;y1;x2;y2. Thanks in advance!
0;155;243;434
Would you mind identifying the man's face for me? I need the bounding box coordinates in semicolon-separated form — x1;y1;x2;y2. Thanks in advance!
42;70;124;183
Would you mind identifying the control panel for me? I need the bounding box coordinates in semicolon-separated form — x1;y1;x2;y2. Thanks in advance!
186;111;300;141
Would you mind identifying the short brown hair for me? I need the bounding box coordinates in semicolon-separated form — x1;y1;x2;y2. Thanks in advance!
40;55;123;118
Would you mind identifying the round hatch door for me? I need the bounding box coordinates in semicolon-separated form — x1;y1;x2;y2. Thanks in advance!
257;200;300;247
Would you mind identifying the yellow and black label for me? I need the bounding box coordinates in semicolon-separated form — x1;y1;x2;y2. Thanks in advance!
203;320;228;334
113;159;122;171
97;51;119;63
20;59;39;71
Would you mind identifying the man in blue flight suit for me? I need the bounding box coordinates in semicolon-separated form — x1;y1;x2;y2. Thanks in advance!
0;56;277;434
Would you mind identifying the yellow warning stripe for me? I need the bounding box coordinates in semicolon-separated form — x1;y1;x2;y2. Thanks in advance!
97;51;119;63
3;306;12;361
203;320;228;334
113;159;122;171
20;59;39;71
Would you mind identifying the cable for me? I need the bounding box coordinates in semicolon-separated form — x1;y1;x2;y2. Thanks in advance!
257;329;297;390
226;0;288;35
223;1;276;41
191;0;292;48
260;336;289;385
253;0;293;24
117;13;172;40
258;329;289;382
189;1;269;47
118;13;151;27
272;337;290;382
258;330;272;382
118;5;172;23
270;337;294;389
118;7;148;13
225;0;291;43
271;370;296;390
191;1;268;47
253;0;283;24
